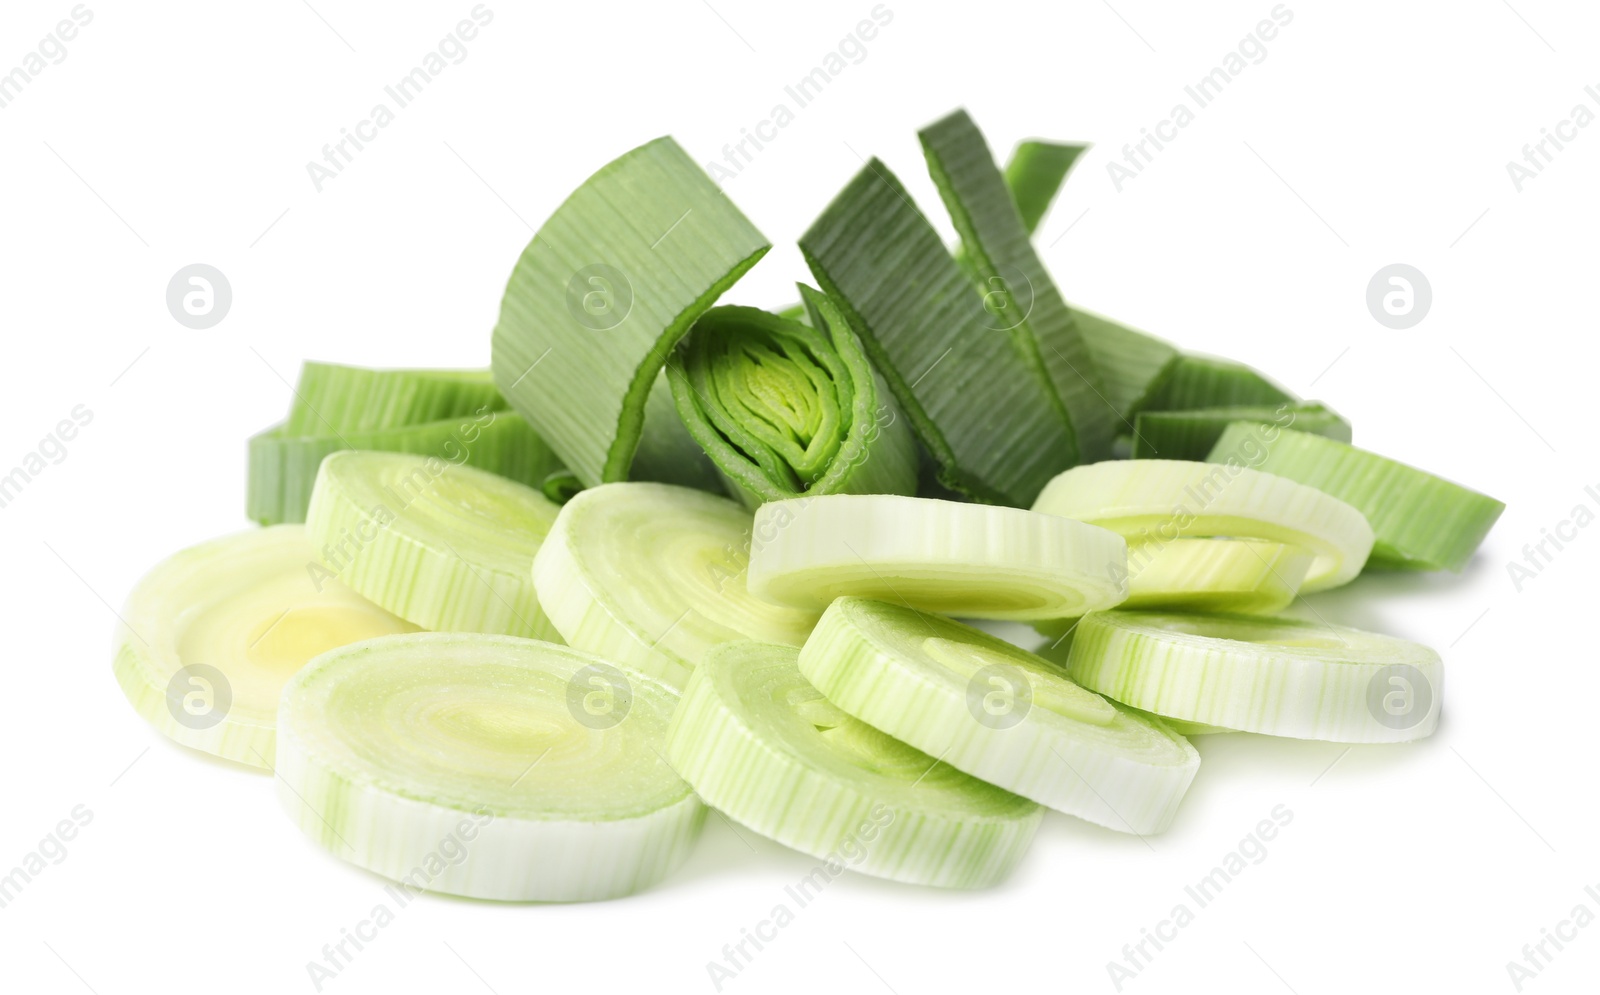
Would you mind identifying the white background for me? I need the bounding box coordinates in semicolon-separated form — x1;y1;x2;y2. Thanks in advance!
1;1;1595;993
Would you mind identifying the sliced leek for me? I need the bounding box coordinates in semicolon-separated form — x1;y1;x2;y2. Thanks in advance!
666;640;1041;888
1067;611;1443;742
305;451;562;640
492;137;766;490
1003;139;1087;234
113;525;417;768
275;632;704;901
1122;538;1312;613
1144;355;1297;411
747;494;1127;621
668;290;918;508
531;482;819;687
1032;459;1375;592
1132;402;1349;460
1208;424;1505;572
798;598;1199;834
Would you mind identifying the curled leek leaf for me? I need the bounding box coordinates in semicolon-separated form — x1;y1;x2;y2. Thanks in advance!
1132;402;1349;460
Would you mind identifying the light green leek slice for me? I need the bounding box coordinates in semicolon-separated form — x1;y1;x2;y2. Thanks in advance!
491;136;768;490
666;640;1041;888
1123;538;1313;613
920;110;1115;465
1143;354;1297;411
282;364;503;435
1032;459;1375;592
531;482;819;687
799;157;1078;507
747;494;1127;621
305;451;562;640
276;632;704;901
1132;402;1349;460
1207;425;1505;572
797;598;1199;834
667;289;918;508
1067;611;1443;743
113;526;417;768
1003;139;1087;234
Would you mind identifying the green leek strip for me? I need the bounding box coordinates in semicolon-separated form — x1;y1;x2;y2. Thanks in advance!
799;157;1079;507
1144;354;1297;411
1032;459;1374;592
666;641;1041;888
276;632;704;901
667;291;918;508
531;482;819;688
1003;139;1087;234
1124;538;1312;613
747;494;1127;621
491;137;768;491
798;598;1200;835
919;110;1115;465
113;526;417;768
305;451;562;640
281;364;504;436
1067;611;1443;743
1132;402;1349;460
1207;425;1505;572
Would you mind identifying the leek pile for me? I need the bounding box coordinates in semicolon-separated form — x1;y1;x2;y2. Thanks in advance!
113;108;1502;903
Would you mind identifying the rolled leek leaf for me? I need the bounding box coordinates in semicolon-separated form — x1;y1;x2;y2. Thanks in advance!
1032;458;1375;592
666;640;1041;888
531;482;819;687
1207;425;1505;572
113;526;417;768
276;632;704;901
1067;611;1443;743
305;451;562;640
798;598;1200;834
1143;354;1297;412
491;137;768;491
667;288;918;508
920;110;1115;464
747;494;1127;621
1132;402;1349;460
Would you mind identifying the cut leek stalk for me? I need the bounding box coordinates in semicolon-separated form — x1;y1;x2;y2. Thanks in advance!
920;109;1115;465
113;526;417;768
798;598;1199;834
666;640;1041;888
276;632;704;901
1003;139;1087;234
1032;459;1374;592
1132;402;1349;461
492;137;766;491
800;157;1080;507
668;290;918;508
532;482;820;687
1067;611;1443;743
1207;425;1505;572
305;451;562;640
747;494;1127;621
282;364;503;435
1123;538;1312;613
1143;355;1297;412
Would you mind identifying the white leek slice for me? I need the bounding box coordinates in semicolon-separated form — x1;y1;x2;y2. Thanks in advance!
1123;538;1312;613
306;451;562;640
276;632;704;901
1032;459;1374;592
666;640;1041;888
798;598;1199;835
532;482;820;687
1067;610;1443;743
747;494;1127;621
113;526;417;768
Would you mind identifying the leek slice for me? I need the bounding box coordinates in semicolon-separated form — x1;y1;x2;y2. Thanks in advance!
920;110;1115;465
666;640;1041;888
798;598;1199;834
1032;459;1375;592
1132;402;1349;460
491;137;767;490
1067;611;1443;743
1122;538;1312;613
799;157;1079;506
1207;425;1505;572
305;451;562;640
531;482;819;687
276;632;704;901
667;289;918;508
113;526;417;768
1143;355;1297;411
1003;139;1087;234
747;494;1127;621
